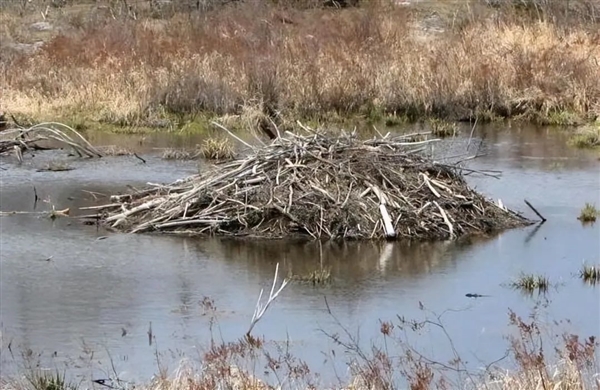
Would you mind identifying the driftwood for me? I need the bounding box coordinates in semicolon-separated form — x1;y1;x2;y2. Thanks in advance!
0;122;103;159
88;128;531;240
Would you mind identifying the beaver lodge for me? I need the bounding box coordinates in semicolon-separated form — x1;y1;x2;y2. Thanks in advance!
89;128;530;240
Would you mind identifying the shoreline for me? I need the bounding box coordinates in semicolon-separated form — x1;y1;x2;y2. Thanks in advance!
1;1;599;135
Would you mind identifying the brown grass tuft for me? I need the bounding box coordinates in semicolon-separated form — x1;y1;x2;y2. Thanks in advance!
200;137;235;160
98;145;133;156
578;203;599;222
568;126;600;148
579;264;600;285
161;148;197;160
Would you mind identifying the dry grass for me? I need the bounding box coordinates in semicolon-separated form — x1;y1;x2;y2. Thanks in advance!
97;145;133;156
427;118;459;138
161;147;197;160
289;266;332;285
578;203;598;222
579;264;600;285
2;304;598;390
37;160;73;172
1;0;599;130
200;137;236;160
568;126;600;148
509;273;550;294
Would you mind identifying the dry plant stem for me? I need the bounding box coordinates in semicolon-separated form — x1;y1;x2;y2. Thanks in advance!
0;123;102;158
247;262;289;337
210;121;254;150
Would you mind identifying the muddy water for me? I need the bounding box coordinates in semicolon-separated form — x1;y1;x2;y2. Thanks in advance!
1;124;599;387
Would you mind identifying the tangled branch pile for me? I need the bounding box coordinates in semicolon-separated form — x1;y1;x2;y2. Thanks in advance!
0;122;103;160
92;130;530;240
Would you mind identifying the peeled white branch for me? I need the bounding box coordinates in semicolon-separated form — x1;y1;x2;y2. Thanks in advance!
247;263;289;336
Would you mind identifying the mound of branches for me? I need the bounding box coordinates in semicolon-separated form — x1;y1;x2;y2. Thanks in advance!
92;128;530;240
0;122;103;161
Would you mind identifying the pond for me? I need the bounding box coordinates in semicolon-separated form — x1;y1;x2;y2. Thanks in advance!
1;122;598;388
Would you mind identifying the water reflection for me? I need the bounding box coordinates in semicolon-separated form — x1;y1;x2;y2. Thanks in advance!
475;122;599;170
201;234;497;282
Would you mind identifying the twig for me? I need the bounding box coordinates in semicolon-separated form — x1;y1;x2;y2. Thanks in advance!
133;153;146;164
434;200;455;239
524;199;547;223
421;173;441;198
211;121;254;149
466;116;478;151
247;262;289;336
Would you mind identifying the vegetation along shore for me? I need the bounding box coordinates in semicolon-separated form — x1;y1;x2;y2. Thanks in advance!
1;0;599;134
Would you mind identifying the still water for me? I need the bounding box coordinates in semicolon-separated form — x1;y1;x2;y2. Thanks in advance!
1;123;599;387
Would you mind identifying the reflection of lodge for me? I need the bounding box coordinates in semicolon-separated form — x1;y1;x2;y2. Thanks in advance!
192;234;498;286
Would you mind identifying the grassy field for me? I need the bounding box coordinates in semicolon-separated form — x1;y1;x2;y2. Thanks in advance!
1;0;599;134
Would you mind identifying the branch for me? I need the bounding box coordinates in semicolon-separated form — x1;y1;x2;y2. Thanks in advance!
246;262;289;336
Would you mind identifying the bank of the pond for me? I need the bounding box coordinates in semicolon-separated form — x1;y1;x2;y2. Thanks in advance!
1;1;599;133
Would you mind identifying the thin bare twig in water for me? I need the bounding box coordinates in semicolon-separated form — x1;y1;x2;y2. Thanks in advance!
321;296;371;364
247;262;289;336
106;347;120;386
33;186;38;210
81;190;106;200
133;152;146;164
467;116;479;151
524;199;547;223
211;121;254;149
484;350;510;373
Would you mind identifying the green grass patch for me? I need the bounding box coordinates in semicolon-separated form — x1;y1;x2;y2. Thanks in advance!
541;110;583;126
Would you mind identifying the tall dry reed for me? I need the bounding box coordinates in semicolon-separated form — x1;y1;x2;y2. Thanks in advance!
1;0;599;128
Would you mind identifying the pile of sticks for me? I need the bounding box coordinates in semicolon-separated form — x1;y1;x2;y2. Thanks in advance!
89;128;530;240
